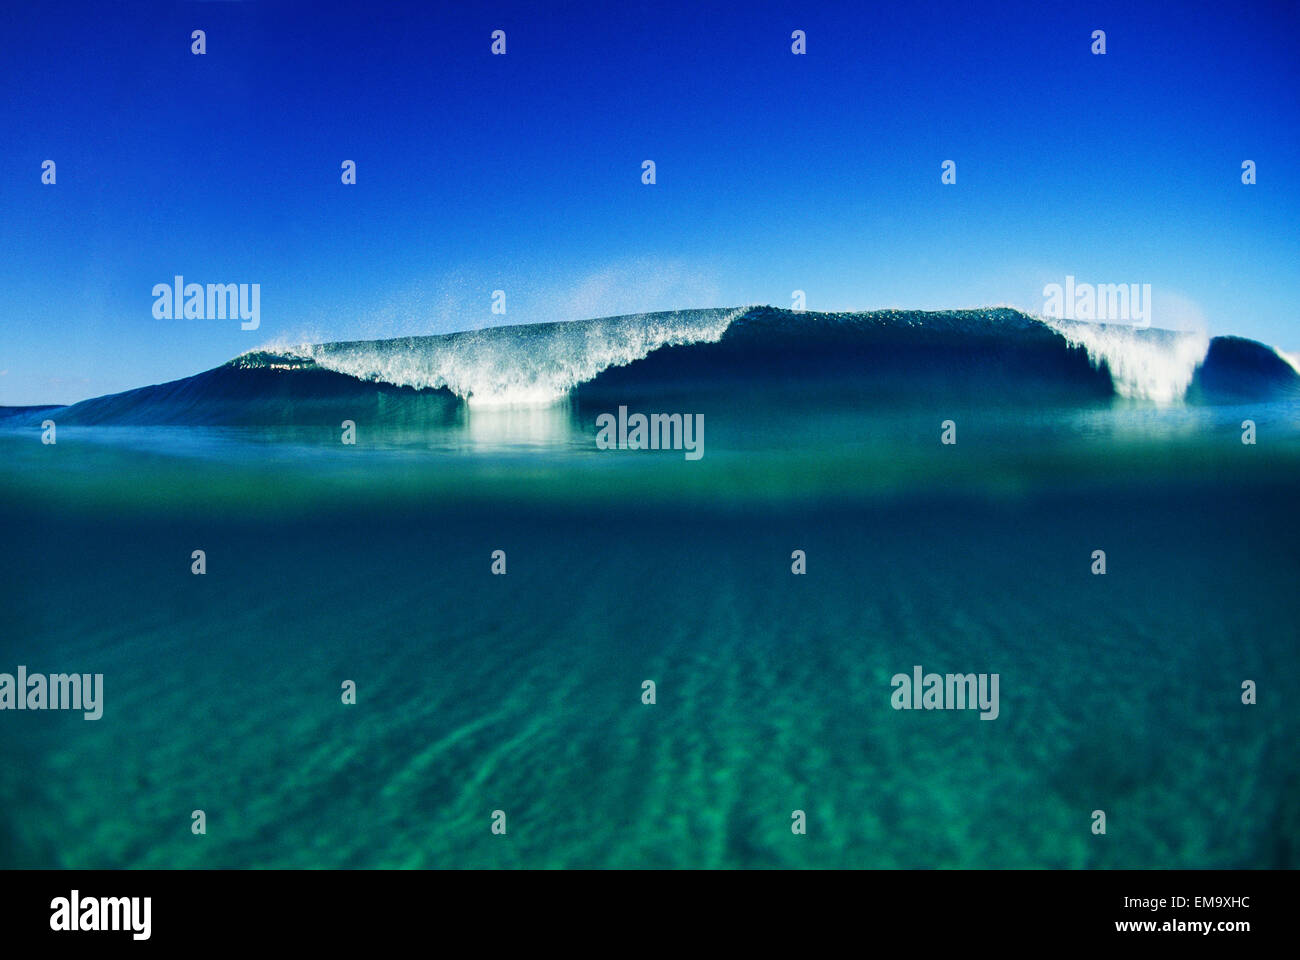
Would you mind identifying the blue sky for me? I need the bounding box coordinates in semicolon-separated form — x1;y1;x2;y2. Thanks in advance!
2;0;1297;404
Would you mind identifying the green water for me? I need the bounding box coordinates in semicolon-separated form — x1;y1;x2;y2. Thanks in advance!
1;406;1297;868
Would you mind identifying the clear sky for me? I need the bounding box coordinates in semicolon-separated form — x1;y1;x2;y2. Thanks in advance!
2;0;1297;404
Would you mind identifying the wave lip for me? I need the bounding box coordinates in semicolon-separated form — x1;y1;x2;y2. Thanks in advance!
301;307;747;407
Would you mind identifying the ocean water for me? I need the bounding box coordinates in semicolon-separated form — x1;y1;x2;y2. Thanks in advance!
1;308;1297;869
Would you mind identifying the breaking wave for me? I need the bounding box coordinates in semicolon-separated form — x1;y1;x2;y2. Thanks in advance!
11;306;1297;427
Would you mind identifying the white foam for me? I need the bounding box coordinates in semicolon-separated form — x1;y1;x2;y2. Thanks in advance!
1042;318;1209;404
301;307;748;407
1276;349;1300;377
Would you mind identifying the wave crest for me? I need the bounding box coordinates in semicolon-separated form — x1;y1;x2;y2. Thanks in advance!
297;307;748;407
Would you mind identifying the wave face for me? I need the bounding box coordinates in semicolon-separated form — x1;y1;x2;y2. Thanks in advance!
574;307;1115;408
14;307;1298;428
1187;336;1300;403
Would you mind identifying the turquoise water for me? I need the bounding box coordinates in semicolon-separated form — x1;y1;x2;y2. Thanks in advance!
1;309;1297;868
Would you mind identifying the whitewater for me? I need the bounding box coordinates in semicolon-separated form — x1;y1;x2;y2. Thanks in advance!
293;307;747;407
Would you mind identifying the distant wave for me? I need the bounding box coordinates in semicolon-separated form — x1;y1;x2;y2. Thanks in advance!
8;307;1297;427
